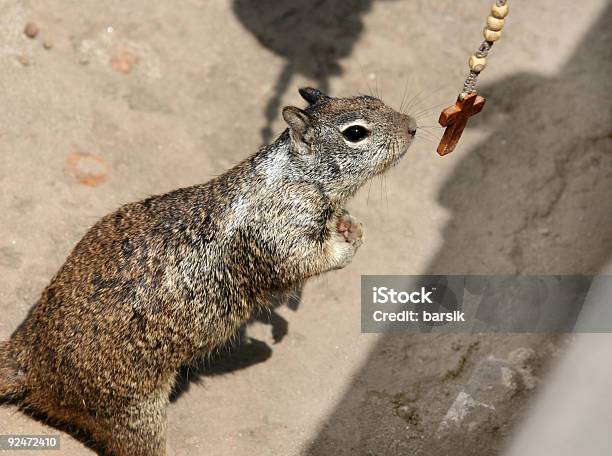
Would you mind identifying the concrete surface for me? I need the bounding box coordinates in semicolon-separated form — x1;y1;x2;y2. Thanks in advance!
503;275;612;456
1;0;611;455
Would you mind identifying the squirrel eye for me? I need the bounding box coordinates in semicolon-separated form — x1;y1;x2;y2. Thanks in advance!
341;125;370;142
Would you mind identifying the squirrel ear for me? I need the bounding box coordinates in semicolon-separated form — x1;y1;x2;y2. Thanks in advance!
298;87;329;105
282;106;310;137
282;106;313;152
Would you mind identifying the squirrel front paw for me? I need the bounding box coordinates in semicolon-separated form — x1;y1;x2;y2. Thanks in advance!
336;211;364;250
330;210;364;270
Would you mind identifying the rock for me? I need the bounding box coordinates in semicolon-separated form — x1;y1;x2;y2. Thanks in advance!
66;152;110;187
124;87;171;113
395;405;420;425
508;347;539;389
16;55;30;67
110;48;137;74
42;39;53;50
538;227;550;236
508;347;537;368
438;390;495;432
438;356;527;434
24;22;39;39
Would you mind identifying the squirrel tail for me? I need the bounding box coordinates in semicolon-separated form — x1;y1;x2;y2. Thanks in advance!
0;341;26;400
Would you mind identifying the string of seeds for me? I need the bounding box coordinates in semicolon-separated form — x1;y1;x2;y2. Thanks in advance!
460;0;509;99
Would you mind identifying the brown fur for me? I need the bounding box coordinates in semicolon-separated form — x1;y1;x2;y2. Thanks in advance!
0;88;415;455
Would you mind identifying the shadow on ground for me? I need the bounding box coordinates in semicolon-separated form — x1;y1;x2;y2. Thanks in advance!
232;0;394;144
306;4;612;455
170;287;302;402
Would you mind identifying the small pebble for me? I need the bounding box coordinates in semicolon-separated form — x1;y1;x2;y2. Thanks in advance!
16;55;30;66
396;405;419;424
110;49;137;74
24;22;39;39
42;39;53;50
538;227;550;236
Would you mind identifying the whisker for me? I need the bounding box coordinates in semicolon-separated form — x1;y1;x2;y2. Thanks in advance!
398;77;411;113
418;130;442;142
414;140;439;150
418;127;443;137
415;113;445;123
383;172;389;217
412;103;448;119
404;86;445;114
415;112;441;120
403;86;431;113
412;135;439;147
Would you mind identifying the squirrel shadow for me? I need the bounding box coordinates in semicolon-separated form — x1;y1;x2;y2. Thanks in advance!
170;286;303;402
306;4;612;455
232;0;394;144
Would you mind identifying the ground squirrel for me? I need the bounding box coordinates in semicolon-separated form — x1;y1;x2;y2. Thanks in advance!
0;87;416;455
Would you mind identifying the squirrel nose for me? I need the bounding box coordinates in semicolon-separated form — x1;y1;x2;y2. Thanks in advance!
404;115;417;137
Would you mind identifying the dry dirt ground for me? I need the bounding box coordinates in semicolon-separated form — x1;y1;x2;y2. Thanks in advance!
1;1;611;455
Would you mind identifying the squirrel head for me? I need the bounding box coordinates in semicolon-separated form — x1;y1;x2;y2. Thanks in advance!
281;87;417;202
